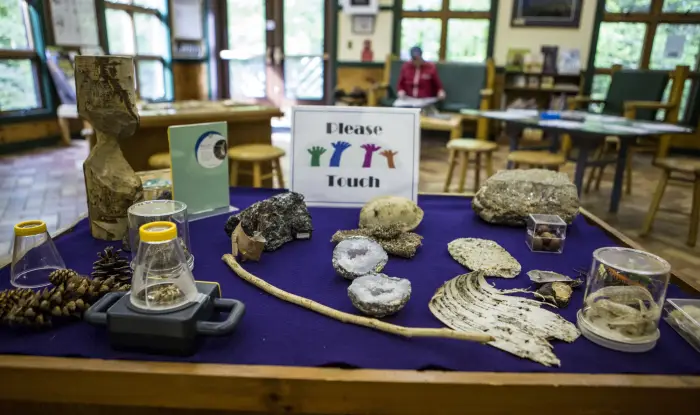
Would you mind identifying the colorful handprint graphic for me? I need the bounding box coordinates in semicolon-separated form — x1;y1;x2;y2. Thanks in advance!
360;143;382;168
307;146;326;167
380;150;398;169
329;141;351;167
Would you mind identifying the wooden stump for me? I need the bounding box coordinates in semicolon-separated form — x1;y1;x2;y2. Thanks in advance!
75;56;143;240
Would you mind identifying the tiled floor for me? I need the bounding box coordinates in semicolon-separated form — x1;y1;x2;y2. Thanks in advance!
1;133;698;289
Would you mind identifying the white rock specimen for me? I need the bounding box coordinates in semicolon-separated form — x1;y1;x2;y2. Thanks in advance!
348;273;411;317
332;236;388;280
359;196;424;231
472;169;580;226
448;238;521;278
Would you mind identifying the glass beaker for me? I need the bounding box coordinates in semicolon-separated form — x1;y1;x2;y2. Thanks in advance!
130;221;199;313
11;220;66;288
127;200;193;270
577;247;671;352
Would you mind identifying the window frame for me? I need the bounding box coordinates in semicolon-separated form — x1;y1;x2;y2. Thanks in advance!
398;0;497;62
587;0;700;121
0;0;53;120
104;0;173;102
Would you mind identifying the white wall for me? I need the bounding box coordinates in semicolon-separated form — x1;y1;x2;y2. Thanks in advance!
337;11;393;63
493;0;599;66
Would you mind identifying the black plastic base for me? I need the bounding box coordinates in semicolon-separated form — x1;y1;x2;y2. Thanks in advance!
85;282;245;356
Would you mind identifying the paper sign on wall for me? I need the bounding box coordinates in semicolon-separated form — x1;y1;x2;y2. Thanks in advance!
290;105;421;207
168;122;234;218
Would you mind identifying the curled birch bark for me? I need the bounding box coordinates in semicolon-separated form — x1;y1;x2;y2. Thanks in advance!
222;254;492;344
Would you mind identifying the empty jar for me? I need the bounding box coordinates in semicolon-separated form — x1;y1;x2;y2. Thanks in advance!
11;220;66;288
128;200;193;270
577;247;671;352
130;221;199;313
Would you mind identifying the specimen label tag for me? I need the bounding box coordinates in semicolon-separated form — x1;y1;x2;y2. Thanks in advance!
290;105;421;208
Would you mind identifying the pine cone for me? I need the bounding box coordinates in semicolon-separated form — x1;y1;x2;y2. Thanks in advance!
92;246;132;284
0;288;35;320
48;268;80;287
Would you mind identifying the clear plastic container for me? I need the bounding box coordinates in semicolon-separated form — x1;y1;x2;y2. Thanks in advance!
11;220;66;288
127;200;193;270
577;247;671;352
130;221;199;313
664;299;700;354
526;214;566;254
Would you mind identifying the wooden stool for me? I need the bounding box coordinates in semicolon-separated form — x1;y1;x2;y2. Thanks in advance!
228;144;286;188
443;138;498;193
507;150;567;171
148;152;172;169
641;158;700;247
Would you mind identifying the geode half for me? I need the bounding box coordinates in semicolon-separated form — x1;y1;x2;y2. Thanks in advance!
331;223;423;258
332;236;388;280
348;273;411;317
472;169;579;226
224;192;313;251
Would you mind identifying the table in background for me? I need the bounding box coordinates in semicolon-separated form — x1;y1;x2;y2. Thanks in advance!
58;101;283;187
477;110;693;213
0;189;698;414
421;114;463;139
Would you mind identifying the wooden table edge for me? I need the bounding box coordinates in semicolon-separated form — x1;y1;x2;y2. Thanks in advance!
1;191;699;414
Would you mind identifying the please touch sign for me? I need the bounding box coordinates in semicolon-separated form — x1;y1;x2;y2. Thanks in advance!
290;105;421;207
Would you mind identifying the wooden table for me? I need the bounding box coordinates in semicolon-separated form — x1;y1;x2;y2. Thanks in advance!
0;194;698;415
58;101;284;187
421;114;463;139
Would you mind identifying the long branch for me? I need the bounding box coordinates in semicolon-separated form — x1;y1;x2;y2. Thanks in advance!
222;254;493;344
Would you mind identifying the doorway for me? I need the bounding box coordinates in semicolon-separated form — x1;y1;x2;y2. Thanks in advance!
221;0;327;107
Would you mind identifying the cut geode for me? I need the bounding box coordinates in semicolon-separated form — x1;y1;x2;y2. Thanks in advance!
332;237;388;280
447;238;521;278
348;273;411;317
224;192;312;252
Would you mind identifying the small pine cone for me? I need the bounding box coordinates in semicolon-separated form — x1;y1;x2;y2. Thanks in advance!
49;269;80;287
92;247;132;284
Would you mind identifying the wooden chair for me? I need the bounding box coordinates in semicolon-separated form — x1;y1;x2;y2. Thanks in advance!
443;138;498;193
571;65;689;194
507;150;567;171
641;80;700;247
228;144;286;188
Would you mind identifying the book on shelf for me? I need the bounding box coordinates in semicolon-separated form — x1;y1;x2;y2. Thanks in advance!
541;45;559;74
558;48;581;74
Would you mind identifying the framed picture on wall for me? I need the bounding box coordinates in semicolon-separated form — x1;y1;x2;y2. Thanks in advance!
511;0;582;28
351;15;376;34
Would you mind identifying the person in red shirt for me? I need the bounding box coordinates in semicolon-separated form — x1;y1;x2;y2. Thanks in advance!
396;46;446;100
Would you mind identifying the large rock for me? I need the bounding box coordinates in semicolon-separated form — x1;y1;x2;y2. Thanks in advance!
224;192;313;251
472;169;579;225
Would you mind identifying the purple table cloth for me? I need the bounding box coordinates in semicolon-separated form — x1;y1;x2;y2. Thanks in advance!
1;188;699;375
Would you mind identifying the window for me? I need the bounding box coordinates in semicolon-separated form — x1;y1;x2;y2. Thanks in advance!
0;0;43;113
400;0;492;62
104;0;170;101
591;0;700;122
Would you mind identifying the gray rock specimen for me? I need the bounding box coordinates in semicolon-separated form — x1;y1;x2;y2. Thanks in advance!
359;196;424;231
331;223;423;258
447;238;521;278
332;237;388;280
348;273;411;317
472;169;580;226
224;192;312;251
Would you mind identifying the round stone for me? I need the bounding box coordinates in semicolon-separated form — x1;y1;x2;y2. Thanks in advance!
348;273;411;317
332;236;388;280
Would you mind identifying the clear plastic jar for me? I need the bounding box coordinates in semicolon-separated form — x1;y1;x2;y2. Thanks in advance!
11;220;66;288
128;200;193;270
577;247;671;352
130;221;198;313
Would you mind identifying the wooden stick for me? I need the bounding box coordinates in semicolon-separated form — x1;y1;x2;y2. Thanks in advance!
222;254;493;344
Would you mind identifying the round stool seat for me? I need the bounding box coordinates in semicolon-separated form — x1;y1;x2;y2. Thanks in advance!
507;150;566;166
148;152;172;169
447;138;498;152
228;144;286;162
